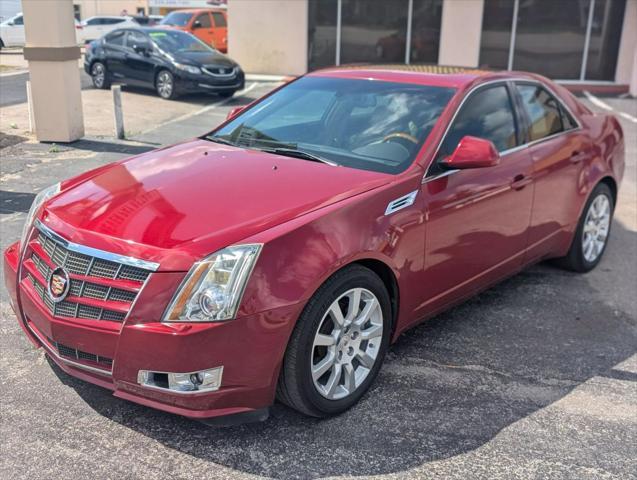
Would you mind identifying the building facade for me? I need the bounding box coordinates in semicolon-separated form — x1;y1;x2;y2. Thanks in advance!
228;0;637;90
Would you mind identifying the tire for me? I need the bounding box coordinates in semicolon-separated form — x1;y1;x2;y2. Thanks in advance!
90;61;110;89
277;265;392;417
0;38;4;51
556;182;614;273
155;69;177;100
218;90;235;98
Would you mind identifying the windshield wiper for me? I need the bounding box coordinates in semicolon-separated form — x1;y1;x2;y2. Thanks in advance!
259;147;339;166
206;136;236;146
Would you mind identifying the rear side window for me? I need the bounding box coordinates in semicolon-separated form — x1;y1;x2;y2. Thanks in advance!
212;12;227;27
194;13;211;28
86;18;101;26
126;30;149;48
105;30;126;46
516;85;564;141
438;85;518;158
107;18;126;25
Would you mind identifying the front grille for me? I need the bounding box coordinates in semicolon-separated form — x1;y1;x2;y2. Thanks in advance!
203;65;236;76
45;334;113;370
23;226;153;323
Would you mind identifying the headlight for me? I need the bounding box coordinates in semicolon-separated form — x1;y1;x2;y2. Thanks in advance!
20;182;60;254
163;244;262;322
174;62;201;75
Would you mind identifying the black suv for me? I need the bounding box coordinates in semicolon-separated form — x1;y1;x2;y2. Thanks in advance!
84;27;245;99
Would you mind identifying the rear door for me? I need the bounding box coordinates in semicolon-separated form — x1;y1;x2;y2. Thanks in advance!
191;12;214;47
123;30;155;85
513;82;591;262
419;82;534;313
102;30;128;80
211;11;227;52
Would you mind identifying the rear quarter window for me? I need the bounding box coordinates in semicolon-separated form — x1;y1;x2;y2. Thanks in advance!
516;84;564;141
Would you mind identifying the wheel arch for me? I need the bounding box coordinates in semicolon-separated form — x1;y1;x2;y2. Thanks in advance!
599;176;618;208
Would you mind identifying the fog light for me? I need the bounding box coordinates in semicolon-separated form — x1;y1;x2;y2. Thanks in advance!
137;366;223;394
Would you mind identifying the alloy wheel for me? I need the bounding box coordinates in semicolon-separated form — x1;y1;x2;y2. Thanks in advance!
157;71;173;98
311;288;383;400
582;193;611;263
92;63;105;88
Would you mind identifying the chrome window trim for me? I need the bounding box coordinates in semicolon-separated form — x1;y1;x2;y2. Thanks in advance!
35;219;160;272
26;322;112;377
422;78;583;183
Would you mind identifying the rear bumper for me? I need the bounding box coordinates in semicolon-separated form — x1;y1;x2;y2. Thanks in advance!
4;241;301;422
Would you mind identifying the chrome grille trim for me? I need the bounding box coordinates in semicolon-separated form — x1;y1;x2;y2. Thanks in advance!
35;219;160;272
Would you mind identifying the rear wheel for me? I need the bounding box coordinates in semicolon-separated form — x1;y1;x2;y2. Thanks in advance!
156;70;177;99
556;182;614;272
277;265;391;417
91;61;110;89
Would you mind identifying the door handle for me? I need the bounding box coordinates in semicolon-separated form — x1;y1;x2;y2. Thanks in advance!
570;150;587;164
511;174;532;191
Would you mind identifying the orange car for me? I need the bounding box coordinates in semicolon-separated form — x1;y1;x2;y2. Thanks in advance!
160;8;227;53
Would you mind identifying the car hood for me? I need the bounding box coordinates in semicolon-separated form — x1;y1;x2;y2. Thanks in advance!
170;49;236;68
42;139;390;270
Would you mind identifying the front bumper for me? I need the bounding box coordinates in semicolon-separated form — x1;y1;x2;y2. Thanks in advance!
175;70;245;94
4;240;302;421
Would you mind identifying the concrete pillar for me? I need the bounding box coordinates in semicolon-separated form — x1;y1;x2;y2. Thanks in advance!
438;0;485;68
22;0;84;142
227;0;308;75
615;0;637;96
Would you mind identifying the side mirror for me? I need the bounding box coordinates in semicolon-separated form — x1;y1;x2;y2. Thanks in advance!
440;135;500;170
133;44;150;55
226;106;244;120
192;20;202;29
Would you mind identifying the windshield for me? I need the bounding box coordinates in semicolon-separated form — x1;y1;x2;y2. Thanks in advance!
148;29;212;53
160;12;193;26
207;77;455;174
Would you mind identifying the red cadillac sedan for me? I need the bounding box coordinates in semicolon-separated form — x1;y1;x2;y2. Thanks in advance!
4;67;624;423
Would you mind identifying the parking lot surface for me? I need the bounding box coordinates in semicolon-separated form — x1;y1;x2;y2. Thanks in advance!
0;88;635;479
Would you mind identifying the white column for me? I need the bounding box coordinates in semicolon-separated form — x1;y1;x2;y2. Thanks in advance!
22;0;84;142
615;0;637;95
438;0;485;68
227;0;309;75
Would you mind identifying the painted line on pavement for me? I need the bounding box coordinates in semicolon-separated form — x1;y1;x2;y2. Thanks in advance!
583;90;637;124
138;82;259;136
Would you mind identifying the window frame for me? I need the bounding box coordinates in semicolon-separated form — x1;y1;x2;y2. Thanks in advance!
424;78;582;182
512;80;582;145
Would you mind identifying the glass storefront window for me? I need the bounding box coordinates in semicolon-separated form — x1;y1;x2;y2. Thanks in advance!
512;0;590;79
340;0;409;64
585;0;627;80
479;0;515;70
308;0;338;71
410;0;443;64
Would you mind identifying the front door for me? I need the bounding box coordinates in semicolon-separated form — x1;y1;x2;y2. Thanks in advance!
191;12;214;47
123;30;155;85
417;83;534;316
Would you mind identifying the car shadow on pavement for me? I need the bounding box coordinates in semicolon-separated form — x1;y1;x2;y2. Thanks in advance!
68;138;158;155
50;220;637;479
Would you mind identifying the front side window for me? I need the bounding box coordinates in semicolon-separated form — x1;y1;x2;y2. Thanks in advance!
126;30;150;49
13;15;24;25
208;76;455;174
160;12;193;27
516;84;564;141
437;85;518;160
194;13;211;28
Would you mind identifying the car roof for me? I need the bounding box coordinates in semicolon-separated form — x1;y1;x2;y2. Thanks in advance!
309;64;541;89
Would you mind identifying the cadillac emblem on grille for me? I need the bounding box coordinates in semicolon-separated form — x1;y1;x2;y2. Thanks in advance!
48;267;70;303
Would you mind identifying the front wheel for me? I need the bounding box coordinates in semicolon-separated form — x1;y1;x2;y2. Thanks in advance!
155;70;177;99
556;182;614;272
277;265;391;417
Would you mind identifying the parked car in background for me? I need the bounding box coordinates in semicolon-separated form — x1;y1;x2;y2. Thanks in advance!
4;67;624;423
84;27;243;99
81;15;138;42
160;8;227;52
1;12;85;47
132;15;164;27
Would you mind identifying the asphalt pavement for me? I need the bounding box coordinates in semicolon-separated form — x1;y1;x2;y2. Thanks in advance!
0;69;93;107
0;85;635;479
